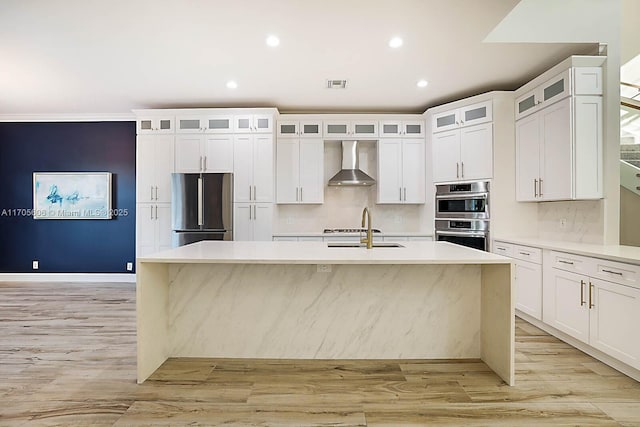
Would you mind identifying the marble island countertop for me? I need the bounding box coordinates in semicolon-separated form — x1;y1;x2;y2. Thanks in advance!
138;241;510;265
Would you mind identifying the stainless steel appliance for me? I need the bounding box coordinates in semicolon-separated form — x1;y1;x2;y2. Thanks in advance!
435;181;490;251
327;141;376;186
435;219;489;251
435;181;489;219
171;173;233;246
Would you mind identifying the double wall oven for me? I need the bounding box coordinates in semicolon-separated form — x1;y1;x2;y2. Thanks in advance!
435;181;490;251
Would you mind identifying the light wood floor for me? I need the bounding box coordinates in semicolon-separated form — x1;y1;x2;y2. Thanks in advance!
1;282;640;426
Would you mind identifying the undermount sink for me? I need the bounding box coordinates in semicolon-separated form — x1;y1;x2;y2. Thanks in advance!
327;242;405;248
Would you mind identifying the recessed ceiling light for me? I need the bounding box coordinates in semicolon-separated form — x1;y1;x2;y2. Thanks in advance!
417;79;429;88
266;35;280;47
226;80;238;89
389;37;403;48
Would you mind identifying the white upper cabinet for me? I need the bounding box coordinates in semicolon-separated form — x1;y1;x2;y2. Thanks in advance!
324;120;378;138
137;134;174;203
276;139;324;204
432;122;493;184
233;134;274;203
174;134;233;173
379;119;425;138
432;100;492;133
277;119;323;138
516;64;603;202
203;115;234;133
377;139;425;204
176;116;205;133
234;114;273;133
137;117;174;134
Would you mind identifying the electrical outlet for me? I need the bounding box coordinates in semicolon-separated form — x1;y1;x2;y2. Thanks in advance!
560;218;567;229
32;260;39;270
126;262;133;271
317;264;332;273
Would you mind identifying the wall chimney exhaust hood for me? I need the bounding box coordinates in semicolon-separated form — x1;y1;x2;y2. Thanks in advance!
328;141;375;186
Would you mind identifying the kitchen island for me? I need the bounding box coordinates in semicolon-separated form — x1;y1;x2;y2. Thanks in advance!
137;241;514;384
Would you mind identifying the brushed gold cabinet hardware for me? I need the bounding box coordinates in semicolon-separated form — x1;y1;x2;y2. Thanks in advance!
589;282;594;308
580;280;585;306
539;178;543;197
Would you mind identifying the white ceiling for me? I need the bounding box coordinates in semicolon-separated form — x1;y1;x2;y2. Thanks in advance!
0;0;596;116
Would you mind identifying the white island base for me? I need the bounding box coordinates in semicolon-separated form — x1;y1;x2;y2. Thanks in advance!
137;241;514;385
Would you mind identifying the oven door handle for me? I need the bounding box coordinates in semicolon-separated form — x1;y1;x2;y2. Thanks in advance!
435;192;488;200
435;231;488;237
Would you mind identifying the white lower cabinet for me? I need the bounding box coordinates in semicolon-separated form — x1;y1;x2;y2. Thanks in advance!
136;203;172;257
234;203;273;241
543;250;640;370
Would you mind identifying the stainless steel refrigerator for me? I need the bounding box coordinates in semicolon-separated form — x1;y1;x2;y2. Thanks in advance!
171;173;233;246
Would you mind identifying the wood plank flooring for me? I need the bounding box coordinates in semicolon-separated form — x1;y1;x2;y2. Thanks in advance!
1;281;639;426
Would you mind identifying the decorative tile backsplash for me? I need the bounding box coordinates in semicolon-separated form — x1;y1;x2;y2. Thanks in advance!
537;200;604;244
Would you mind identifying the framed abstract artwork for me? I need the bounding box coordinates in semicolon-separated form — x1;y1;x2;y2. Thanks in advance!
33;172;112;219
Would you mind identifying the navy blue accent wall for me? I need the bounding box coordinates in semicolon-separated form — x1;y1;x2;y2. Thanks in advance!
0;122;136;273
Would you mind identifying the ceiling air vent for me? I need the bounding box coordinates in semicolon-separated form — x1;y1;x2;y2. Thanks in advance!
326;79;348;89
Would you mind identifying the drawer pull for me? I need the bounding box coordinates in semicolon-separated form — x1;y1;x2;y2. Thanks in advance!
558;260;574;265
580;280;585;306
589;282;595;308
602;269;623;276
519;252;530;256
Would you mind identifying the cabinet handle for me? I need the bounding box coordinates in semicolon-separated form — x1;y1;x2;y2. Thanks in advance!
296;187;299;202
200;156;203;171
404;187;406;201
151;186;154;201
534;179;538;197
249;205;252;220
558;260;574;265
249;185;253;201
602;269;623;276
253;205;257;220
150;206;153;220
539;178;543;197
300;187;303;201
399;187;402;201
519;252;530;256
155;205;158;220
254;185;257;200
155;186;159;200
589;282;594;308
203;156;207;171
456;162;459;179
580;280;585;306
461;162;464;178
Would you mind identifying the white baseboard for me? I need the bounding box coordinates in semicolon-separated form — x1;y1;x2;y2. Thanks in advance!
516;310;640;382
0;273;136;283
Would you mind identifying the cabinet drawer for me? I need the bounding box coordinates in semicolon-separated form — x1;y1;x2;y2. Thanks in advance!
549;251;591;275
493;241;514;257
512;244;542;264
592;259;640;288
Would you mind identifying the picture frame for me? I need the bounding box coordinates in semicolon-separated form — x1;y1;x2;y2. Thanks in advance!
33;172;112;219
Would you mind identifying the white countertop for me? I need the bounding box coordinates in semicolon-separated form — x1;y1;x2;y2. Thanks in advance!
138;241;510;265
273;231;433;237
493;237;640;265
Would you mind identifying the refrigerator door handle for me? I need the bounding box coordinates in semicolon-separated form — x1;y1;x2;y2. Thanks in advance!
197;177;203;226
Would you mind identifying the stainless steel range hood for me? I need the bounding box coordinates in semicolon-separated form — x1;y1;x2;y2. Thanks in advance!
328;141;375;186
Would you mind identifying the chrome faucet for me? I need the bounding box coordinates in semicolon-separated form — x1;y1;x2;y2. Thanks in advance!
361;207;373;249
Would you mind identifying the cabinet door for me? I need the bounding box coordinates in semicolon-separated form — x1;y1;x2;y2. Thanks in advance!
432;109;459;133
253;203;273;241
204;116;233;134
573;96;603;199
136;204;156;256
460;123;493;181
253;115;273;133
137;117;173;134
176;117;204;133
515;90;539;120
324;120;350;138
544;268;590;344
589;278;640;369
277;120;299;138
460;101;492;128
175;135;203;173
154;135;175;203
299;120;323;138
515;114;540;201
233;135;253;202
233;203;252;241
276;139;300;203
541;69;570;106
379;120;402;137
156;204;173;251
203;135;233;172
234;115;253;133
377;139;403;203
540;97;572;201
515;260;542;320
432;130;461;183
298;139;324;203
403;120;425;138
402;140;425;203
253;135;274;202
352;121;378;138
137;135;156;203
